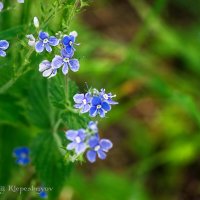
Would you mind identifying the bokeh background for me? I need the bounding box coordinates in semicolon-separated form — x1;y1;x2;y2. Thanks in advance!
67;0;200;200
1;0;200;199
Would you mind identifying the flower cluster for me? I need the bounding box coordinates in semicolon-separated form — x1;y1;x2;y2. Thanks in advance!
66;121;113;163
27;18;80;78
26;18;117;163
13;147;30;166
73;88;118;118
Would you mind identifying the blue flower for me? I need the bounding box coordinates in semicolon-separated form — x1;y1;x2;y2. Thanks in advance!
62;31;79;54
0;40;9;57
66;129;87;154
39;60;57;78
39;191;48;199
26;34;36;46
13;147;30;166
51;49;80;75
100;89;118;105
73;93;91;113
0;2;3;11
35;31;59;53
17;0;24;3
88;121;98;133
86;136;113;163
89;96;111;118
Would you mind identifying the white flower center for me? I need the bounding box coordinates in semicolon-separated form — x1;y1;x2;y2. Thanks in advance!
103;94;109;100
43;38;48;44
97;105;101;109
21;153;27;158
69;41;73;45
75;136;81;143
82;99;87;105
94;145;100;151
63;58;69;63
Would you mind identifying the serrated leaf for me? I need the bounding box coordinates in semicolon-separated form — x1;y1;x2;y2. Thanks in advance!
31;131;72;199
61;111;90;129
48;73;68;109
48;75;79;109
66;78;79;104
26;75;51;128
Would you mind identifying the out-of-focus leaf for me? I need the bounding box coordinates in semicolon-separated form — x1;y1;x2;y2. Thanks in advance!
48;73;68;109
0;94;25;125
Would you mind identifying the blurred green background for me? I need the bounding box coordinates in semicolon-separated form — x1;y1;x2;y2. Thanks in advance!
69;0;200;200
1;0;200;199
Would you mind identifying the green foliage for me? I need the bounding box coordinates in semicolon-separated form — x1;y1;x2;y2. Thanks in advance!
31;131;72;199
1;0;200;199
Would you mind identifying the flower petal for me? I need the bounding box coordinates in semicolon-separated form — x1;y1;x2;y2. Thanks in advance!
62;35;70;45
99;108;105;118
65;45;73;55
75;142;86;154
78;129;86;140
45;43;52;52
67;142;76;150
42;68;53;77
102;102;111;111
81;104;90;113
88;136;99;148
17;157;30;165
88;121;98;133
89;106;97;117
85;93;92;102
100;139;113;151
0;2;4;11
92;97;101;106
39;60;51;72
86;150;96;163
51;55;63;69
65;130;78;141
39;31;49;40
69;35;76;42
73;94;84;104
13;147;30;157
62;62;69;75
69;59;80;72
0;50;6;57
97;150;106;160
48;69;57;79
69;31;78;38
48;36;59;46
0;40;9;50
74;103;83;109
35;41;44;53
61;48;74;58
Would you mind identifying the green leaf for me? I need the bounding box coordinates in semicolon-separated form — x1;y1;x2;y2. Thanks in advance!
0;125;30;186
66;78;79;105
26;74;52;128
48;73;68;109
31;131;72;199
48;75;78;109
0;94;26;125
61;111;90;130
